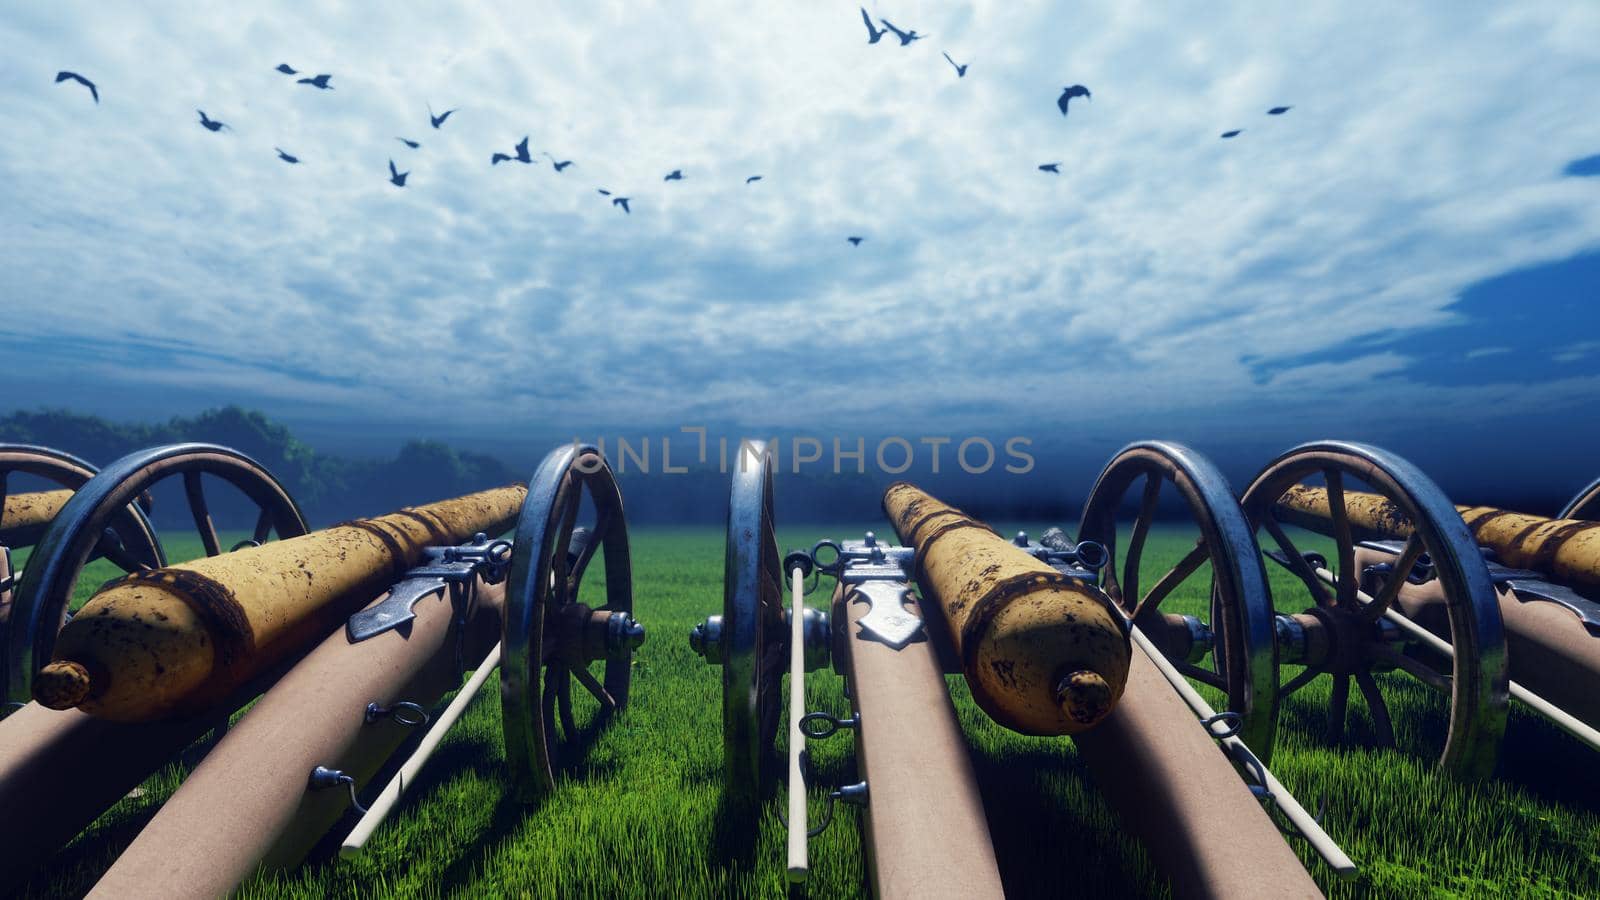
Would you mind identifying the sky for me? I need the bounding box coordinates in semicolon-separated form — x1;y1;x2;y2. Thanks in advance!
2;2;1599;498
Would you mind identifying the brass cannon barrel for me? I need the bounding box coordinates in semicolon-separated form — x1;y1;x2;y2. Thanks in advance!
1276;485;1600;596
33;485;526;721
883;482;1130;734
0;489;75;548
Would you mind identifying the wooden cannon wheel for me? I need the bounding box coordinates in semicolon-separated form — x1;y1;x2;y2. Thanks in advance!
502;443;643;803
1078;440;1280;757
1238;440;1508;779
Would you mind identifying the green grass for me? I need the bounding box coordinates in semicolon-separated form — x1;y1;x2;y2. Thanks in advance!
11;525;1600;898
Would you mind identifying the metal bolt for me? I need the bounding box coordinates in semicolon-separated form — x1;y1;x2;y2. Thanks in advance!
863;531;877;547
831;781;869;806
689;615;723;662
607;612;648;655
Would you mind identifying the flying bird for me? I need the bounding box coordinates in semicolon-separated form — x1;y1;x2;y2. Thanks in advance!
847;236;864;246
612;196;631;214
275;63;297;75
597;188;612;196
297;74;333;90
746;175;762;184
275;147;299;164
196;109;228;132
1220;129;1242;139
396;137;420;149
491;136;533;165
1267;106;1292;115
428;103;456;129
389;159;408;186
664;169;684;181
1057;85;1091;116
942;52;968;78
859;8;886;43
543;152;574;171
54;71;99;103
879;19;926;45
1038;163;1060;174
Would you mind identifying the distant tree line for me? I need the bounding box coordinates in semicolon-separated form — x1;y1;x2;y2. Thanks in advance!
0;407;1094;530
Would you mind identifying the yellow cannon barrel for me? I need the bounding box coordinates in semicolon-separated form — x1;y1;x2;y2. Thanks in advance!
34;485;527;722
1276;485;1600;596
883;482;1130;734
0;489;75;548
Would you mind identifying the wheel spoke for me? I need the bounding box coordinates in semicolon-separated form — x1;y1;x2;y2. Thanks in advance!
95;527;153;573
1134;540;1208;620
1354;671;1396;747
1280;665;1323;699
1261;514;1333;607
1327;674;1350;743
568;508;611;589
1122;474;1163;604
183;471;222;558
251;508;274;545
570;662;618;711
1367;534;1425;619
1176;660;1228;691
1368;643;1451;693
1324;470;1357;608
554;665;577;738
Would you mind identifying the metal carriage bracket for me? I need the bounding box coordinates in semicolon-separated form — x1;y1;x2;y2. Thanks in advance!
346;533;513;644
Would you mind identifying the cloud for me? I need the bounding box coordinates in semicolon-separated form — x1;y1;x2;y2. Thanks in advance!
2;0;1598;449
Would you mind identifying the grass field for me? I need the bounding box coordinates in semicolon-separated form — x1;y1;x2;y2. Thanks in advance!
11;523;1600;898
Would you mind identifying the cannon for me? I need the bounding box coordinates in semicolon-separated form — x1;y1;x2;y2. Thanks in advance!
1087;438;1599;788
75;443;646;898
0;442;310;889
690;442;1343;897
0;444;163;667
1271;472;1600;760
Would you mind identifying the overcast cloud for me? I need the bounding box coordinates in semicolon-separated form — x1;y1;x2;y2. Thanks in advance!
2;1;1598;452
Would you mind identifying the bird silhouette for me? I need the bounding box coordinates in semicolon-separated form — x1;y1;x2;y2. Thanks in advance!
275;63;297;75
597;188;612;196
196;109;228;132
54;71;99;103
847;236;864;245
275;148;299;164
1057;85;1091;116
879;19;926;45
297;74;333;90
543;152;574;171
1220;130;1242;139
664;169;684;181
491;136;533;165
428;103;457;129
942;53;968;78
396;137;420;149
1267;106;1292;115
1038;163;1061;174
859;8;886;43
746;175;762;184
389;159;409;186
613;197;631;214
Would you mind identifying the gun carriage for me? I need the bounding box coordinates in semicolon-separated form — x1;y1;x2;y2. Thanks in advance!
0;443;647;897
1083;439;1600;796
690;442;1348;898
